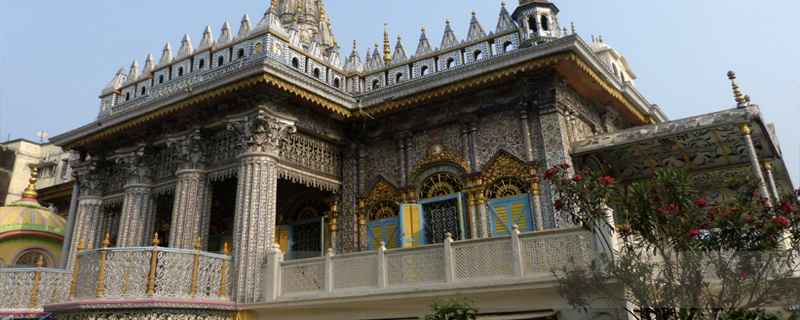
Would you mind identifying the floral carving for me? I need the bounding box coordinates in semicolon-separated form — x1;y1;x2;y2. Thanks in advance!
227;106;297;155
115;145;154;185
167;129;210;170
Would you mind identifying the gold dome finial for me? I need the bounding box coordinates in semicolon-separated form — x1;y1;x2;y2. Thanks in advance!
398;35;401;40
152;232;160;246
446;19;450;24
102;233;110;248
353;39;357;51
297;1;301;11
36;256;44;268
312;27;318;36
472;11;476;16
502;2;506;7
195;237;202;250
383;24;392;64
270;0;277;9
571;22;575;34
21;167;39;200
728;70;745;106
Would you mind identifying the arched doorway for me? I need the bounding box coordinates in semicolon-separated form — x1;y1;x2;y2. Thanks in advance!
486;177;531;236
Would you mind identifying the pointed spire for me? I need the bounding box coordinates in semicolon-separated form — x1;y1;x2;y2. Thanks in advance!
440;20;459;50
237;14;252;39
366;43;384;71
416;27;434;57
391;35;408;64
383;24;392;64
218;22;233;47
344;39;364;74
141;54;154;78
177;34;193;58
254;2;287;35
21;167;38;200
125;60;139;84
198;26;213;50
727;70;746;108
103;68;127;94
467;11;488;42
158;43;172;66
496;2;517;33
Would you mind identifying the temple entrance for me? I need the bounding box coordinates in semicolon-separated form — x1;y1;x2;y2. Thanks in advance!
208;177;237;253
397;172;468;247
153;192;174;247
275;180;332;260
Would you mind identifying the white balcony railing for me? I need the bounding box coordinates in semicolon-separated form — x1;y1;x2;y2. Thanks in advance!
262;226;595;301
0;267;72;312
68;246;232;302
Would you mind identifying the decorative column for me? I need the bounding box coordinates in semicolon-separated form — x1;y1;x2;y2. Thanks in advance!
167;129;212;249
397;138;407;186
519;105;534;161
739;123;770;199
761;161;780;201
525;166;544;231
227;104;296;303
115;145;156;247
535;100;574;229
460;124;472;173
67;161;106;269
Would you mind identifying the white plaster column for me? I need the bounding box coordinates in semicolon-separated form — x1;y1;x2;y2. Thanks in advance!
115;146;155;247
227;104;296;303
66;161;106;269
761;161;780;200
739;123;770;199
167;129;212;249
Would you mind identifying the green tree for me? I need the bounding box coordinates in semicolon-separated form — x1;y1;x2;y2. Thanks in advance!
545;164;800;320
425;293;479;320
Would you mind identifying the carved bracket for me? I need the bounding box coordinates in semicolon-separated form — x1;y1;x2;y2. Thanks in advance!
73;160;108;197
114;144;153;185
167;129;210;171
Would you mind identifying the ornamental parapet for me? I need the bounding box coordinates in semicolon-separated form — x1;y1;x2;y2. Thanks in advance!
261;226;595;302
0;268;72;318
44;247;235;314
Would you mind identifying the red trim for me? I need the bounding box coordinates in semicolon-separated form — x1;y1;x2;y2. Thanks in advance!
0;230;64;242
46;299;241;308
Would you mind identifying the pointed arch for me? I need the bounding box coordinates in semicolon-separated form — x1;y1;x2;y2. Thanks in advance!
480;150;533;191
362;177;403;211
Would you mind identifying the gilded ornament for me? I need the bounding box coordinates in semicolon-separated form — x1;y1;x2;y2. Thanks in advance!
409;149;468;177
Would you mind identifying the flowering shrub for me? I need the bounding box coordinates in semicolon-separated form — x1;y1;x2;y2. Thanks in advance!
548;165;800;320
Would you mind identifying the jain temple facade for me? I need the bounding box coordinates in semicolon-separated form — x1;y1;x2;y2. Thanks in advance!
0;0;795;319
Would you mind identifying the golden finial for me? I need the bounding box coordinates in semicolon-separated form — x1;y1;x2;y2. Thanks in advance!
320;12;324;18
554;16;558;21
502;2;506;7
293;16;297;23
353;39;357;51
398;35;401;40
446;19;450;24
270;0;276;9
571;22;575;34
21;167;39;200
77;238;85;251
312;27;318;36
328;24;332;30
422;27;425;32
728;70;745;105
36;256;44;268
297;1;301;11
87;244;93;251
102;233;110;248
472;11;476;16
222;242;229;255
152;232;160;246
383;24;392;64
195;237;202;250
563;27;567;34
744;95;751;103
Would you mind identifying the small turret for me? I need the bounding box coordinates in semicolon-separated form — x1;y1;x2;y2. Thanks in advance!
466;11;488;42
440;20;459;50
327;40;342;69
307;28;324;59
177;34;193;58
102;68;127;94
158;43;172;66
343;40;364;74
366;44;383;71
511;0;560;45
254;1;287;36
496;2;517;33
391;36;408;65
141;54;154;78
287;17;302;47
218;22;233;47
416;28;434;57
198;26;214;50
125;60;139;84
237;14;252;40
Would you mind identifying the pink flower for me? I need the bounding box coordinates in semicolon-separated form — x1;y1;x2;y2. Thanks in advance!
667;204;677;211
745;217;756;223
599;176;615;184
708;212;716;219
696;199;709;207
554;199;563;210
560;163;571;168
740;272;749;279
722;211;730;217
775;216;790;228
572;175;582;182
581;269;587;273
582;170;589;175
687;229;702;239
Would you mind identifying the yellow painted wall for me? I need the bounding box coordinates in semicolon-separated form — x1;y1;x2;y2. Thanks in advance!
0;238;62;267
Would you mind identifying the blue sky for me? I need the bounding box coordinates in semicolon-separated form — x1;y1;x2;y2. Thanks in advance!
1;0;797;185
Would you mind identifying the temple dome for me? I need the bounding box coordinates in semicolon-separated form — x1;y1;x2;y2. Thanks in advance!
0;168;67;241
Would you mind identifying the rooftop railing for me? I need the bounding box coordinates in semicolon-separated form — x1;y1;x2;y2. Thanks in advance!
263;226;596;301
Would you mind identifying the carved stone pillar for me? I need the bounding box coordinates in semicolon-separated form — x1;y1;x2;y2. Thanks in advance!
536;103;574;229
167;129;212;249
115;146;155;248
526;167;544;231
66;161;106;269
227;105;296;303
460;125;471;173
761;161;780;200
739;123;770;199
519;106;534;161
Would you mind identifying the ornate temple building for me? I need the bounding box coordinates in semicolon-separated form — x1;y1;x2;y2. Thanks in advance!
0;0;794;319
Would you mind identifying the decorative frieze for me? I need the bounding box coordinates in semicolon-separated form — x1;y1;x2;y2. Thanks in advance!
167;129;211;171
280;132;341;178
227;105;297;156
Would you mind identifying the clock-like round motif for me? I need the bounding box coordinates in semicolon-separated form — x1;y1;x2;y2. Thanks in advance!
428;144;443;156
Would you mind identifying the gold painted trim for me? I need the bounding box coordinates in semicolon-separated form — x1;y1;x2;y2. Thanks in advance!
710;129;732;165
633;143;657;172
669;136;693;171
566;54;650;124
408;150;469;177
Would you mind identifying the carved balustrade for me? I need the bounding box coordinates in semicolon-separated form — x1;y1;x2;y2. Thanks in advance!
66;245;232;302
262;226;596;301
0;267;72;314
